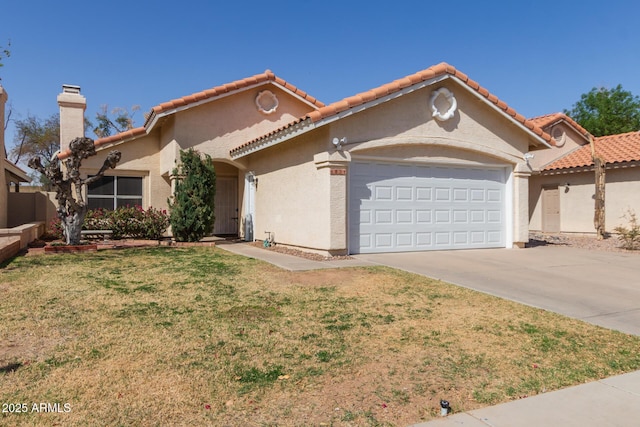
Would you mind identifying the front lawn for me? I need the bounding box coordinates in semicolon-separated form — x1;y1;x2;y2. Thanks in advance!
1;247;639;426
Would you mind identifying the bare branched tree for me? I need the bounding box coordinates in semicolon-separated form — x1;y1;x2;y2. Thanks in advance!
28;137;121;245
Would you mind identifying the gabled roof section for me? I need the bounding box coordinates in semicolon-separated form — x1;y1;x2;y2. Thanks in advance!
58;70;324;160
544;131;640;171
144;69;324;127
2;158;30;183
529;112;591;140
231;62;553;158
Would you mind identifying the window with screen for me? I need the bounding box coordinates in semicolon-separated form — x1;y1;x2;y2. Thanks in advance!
87;176;143;210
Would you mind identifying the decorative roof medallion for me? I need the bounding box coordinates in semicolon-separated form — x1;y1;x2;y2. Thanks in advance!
552;127;566;147
255;90;278;114
430;87;457;122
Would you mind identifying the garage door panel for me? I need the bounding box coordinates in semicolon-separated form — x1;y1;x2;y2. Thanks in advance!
396;186;413;201
435;188;451;201
416;210;432;224
416;187;432;201
396;210;413;224
375;233;393;248
435;210;451;224
375;186;393;200
375;210;393;224
349;162;506;253
396;233;413;247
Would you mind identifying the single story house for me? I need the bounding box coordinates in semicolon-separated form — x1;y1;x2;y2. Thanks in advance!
528;112;640;234
59;63;556;254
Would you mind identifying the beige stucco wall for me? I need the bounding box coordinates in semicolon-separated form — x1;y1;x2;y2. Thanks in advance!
243;127;335;250
78;82;317;238
340;80;534;247
530;166;640;234
7;191;56;227
159;84;313;170
87;133;170;211
529;122;588;170
241;79;539;252
0;86;7;228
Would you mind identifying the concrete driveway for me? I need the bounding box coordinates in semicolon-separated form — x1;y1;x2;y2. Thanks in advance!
355;245;640;336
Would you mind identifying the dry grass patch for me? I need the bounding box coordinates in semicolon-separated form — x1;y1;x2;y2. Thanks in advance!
1;247;640;426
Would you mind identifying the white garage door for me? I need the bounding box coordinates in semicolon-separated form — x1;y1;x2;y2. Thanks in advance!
349;161;506;254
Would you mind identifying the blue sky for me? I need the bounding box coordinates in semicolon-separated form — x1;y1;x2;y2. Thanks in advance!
2;0;640;157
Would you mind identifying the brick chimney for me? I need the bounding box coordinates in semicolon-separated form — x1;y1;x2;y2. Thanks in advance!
57;84;86;152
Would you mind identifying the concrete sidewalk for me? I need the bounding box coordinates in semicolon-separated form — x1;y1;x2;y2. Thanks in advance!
215;241;374;271
411;370;640;427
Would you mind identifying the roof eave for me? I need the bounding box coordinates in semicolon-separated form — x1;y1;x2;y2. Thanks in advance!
448;75;551;149
147;79;322;133
231;118;316;159
3;158;31;182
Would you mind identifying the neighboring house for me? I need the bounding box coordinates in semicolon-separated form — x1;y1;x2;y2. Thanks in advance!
0;84;31;228
59;63;554;254
529;112;640;234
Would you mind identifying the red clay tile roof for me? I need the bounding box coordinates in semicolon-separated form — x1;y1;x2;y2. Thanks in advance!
529;113;591;140
544;131;640;170
231;62;553;156
58;70;324;160
146;69;324;122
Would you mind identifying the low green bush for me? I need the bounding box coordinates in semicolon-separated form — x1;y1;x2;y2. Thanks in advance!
84;206;169;240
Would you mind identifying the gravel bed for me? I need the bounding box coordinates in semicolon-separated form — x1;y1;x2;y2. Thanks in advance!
528;232;639;253
253;234;640;261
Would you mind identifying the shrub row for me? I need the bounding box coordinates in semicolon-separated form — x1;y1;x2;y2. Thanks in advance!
47;206;170;241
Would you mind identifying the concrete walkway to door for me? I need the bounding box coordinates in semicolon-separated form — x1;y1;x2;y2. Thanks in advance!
355;245;640;335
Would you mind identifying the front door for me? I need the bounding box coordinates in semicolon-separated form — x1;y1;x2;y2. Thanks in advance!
213;177;238;235
542;186;560;233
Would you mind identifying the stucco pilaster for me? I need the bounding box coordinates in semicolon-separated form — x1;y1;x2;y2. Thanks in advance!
512;169;531;247
0;85;7;228
314;151;351;254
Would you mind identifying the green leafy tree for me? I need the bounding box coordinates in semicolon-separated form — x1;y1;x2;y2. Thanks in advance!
9;113;60;188
564;85;640;137
10;113;60;164
168;148;216;242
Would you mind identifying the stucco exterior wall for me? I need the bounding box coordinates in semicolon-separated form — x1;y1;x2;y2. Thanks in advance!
86;133;170;211
0;169;7;228
528;122;587;170
244;127;334;251
171;85;313;161
337;81;534;247
530;167;640;234
0;86;7;228
239;79;538;251
330;81;534;162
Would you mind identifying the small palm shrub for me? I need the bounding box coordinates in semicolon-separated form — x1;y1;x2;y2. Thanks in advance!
614;209;640;250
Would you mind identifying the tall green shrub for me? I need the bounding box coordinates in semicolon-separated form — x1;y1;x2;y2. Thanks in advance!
168;149;216;242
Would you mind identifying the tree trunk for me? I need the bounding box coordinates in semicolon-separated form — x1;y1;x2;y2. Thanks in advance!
62;209;87;246
594;156;606;240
